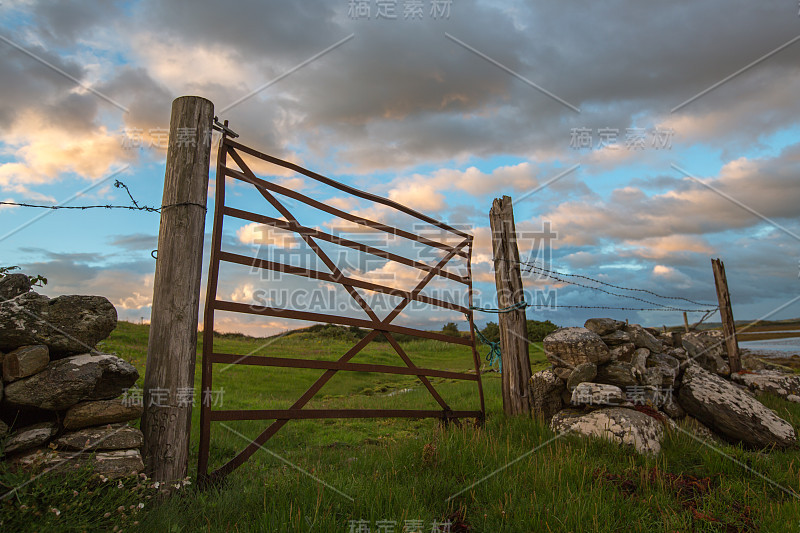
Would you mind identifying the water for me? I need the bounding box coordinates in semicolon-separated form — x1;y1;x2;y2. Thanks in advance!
740;336;800;357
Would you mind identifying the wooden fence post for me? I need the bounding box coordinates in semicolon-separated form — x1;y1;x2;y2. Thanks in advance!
489;195;533;416
683;311;690;333
711;258;741;373
141;96;214;482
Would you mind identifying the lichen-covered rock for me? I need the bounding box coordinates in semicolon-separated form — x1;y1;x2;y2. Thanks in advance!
0;292;117;356
55;424;143;451
552;366;571;380
566;362;597;392
600;330;631;346
551;407;665;455
595;361;639;388
661;392;685;419
609;342;636;362
543;327;610;368
584;318;625;336
0;273;32;300
570;382;626;406
4;353;138;410
682;331;729;376
3;421;58;454
625;324;663;353
631;348;650;375
63;397;143;430
529;369;565;421
3;345;49;382
645;353;680;388
730;370;800;400
678;365;796;448
10;448;144;479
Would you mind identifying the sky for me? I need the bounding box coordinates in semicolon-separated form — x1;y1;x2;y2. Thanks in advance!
1;0;799;337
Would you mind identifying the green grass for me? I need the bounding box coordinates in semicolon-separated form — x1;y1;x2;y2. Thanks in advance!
2;322;800;532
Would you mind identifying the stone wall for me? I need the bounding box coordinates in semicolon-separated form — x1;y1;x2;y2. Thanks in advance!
0;274;144;478
531;318;799;454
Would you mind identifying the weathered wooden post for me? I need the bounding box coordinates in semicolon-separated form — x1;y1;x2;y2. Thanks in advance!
683;311;690;333
711;258;741;373
489;195;533;416
142;96;214;482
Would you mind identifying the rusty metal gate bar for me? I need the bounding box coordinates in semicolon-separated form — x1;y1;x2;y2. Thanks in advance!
198;132;485;483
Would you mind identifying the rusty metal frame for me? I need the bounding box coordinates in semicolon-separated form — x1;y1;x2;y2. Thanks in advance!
198;133;485;483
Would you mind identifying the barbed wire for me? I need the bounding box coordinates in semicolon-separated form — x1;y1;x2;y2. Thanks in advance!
516;259;717;308
0;180;206;213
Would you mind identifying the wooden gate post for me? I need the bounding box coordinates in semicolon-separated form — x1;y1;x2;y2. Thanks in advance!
489;195;533;416
711;258;741;373
142;96;214;482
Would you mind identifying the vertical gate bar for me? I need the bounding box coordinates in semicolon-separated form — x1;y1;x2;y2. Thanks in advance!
197;136;228;480
467;237;486;416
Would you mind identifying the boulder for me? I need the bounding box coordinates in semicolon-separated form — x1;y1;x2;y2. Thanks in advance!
631;348;650;375
0;292;117;356
570;383;626;406
625;324;663;353
55;424;143;451
552;366;571;380
584;318;625;336
3;353;138;411
600;330;631;346
3;421;58;454
609;342;636;362
661;392;685;419
0;273;32;300
529;369;565;421
595;361;639;389
730;370;800;400
645;353;681;388
566;362;597;392
3;345;49;382
543;328;610;368
678;365;796;448
551;407;665;455
64;397;143;430
682;331;729;376
10;448;144;479
667;347;688;361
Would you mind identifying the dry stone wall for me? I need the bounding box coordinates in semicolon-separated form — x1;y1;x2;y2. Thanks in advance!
531;318;798;455
0;274;144;478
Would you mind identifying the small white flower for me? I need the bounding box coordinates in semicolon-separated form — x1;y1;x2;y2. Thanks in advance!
50;508;61;516
138;503;145;509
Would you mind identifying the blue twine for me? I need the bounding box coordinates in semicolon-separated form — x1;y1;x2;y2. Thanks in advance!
469;301;528;314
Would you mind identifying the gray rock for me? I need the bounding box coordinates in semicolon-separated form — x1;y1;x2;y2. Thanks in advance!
552;366;572;380
595;361;639;388
645;353;680;388
3;345;49;382
584;318;625;336
682;416;724;444
529;369;565;422
682;331;729;376
600;330;632;346
566;362;597;392
731;370;800;400
551;407;665;455
661;392;685;419
667;347;688;361
543;327;610;368
10;448;144;479
0;293;117;356
570;382;626;406
625;324;663;353
3;422;59;454
609;342;636;362
631;348;650;375
64;397;143;430
678;365;796;448
0;273;32;300
4;353;138;410
55;424;143;451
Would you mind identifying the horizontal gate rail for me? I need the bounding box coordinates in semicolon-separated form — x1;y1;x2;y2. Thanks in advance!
222;206;470;284
223;166;469;258
217;251;469;313
210;409;484;422
198;133;486;484
209;353;480;381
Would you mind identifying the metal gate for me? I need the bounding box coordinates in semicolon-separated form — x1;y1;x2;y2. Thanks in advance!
198;129;485;482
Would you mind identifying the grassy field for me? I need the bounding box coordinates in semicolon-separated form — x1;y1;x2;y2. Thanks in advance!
2;322;800;532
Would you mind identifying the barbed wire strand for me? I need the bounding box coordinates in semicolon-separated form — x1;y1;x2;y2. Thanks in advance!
516;259;717;307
